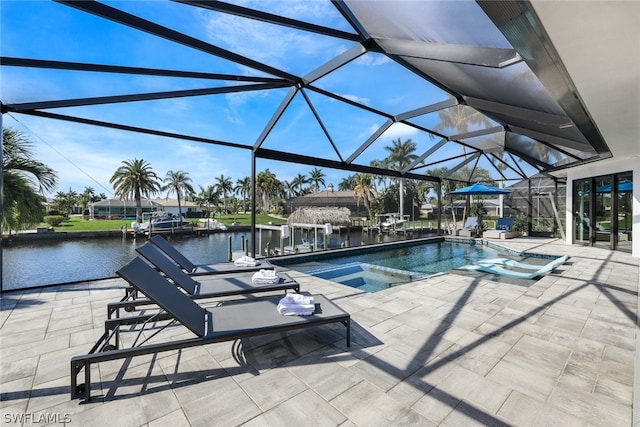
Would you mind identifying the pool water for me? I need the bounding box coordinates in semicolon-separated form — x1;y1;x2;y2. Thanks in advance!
285;241;505;292
308;262;428;293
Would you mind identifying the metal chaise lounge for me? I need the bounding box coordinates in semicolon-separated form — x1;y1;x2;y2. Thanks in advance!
458;255;569;279
110;244;298;317
71;257;350;403
149;235;271;275
455;216;481;237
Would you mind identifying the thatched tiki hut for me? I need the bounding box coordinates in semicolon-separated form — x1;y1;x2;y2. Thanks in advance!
287;207;352;251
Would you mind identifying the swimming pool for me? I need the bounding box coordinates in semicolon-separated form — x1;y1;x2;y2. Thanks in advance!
277;240;507;292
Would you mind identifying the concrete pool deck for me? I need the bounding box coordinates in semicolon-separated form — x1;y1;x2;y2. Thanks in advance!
1;237;638;426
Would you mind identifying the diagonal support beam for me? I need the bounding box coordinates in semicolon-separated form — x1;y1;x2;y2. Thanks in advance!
0;56;284;83
345;119;393;163
300;89;344;163
449;125;504;142
402;138;447;174
442;152;481;179
55;0;298;81
253;87;298;150
175;0;361;42
6;109;251;150
303;44;367;85
8;83;291;110
395;98;458;121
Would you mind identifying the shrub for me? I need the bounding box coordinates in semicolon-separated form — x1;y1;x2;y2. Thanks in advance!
44;215;64;227
513;213;528;234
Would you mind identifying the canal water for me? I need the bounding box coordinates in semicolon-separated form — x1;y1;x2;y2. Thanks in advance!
2;229;433;291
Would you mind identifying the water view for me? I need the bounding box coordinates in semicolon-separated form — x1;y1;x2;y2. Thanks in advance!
2;229;433;291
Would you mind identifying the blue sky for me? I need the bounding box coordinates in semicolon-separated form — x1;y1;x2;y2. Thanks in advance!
1;1;534;198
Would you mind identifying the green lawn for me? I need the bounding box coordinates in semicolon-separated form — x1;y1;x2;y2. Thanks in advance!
42;214;287;232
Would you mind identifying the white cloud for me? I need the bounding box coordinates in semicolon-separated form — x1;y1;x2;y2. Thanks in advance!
382;122;420;140
355;53;391;67
338;93;370;105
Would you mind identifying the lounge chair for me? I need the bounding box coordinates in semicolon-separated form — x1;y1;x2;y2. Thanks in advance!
483;217;519;240
456;216;481;237
108;244;298;317
71;257;350;402
149;235;270;275
458;255;569;279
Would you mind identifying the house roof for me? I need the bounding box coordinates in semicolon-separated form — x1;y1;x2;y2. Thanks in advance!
91;198;198;208
91;199;161;208
294;190;357;200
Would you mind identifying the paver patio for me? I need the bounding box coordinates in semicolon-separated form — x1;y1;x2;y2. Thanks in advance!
1;237;637;426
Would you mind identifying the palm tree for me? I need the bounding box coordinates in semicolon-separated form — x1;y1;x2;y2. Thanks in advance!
432;105;493;143
369;159;389;192
78;186;100;216
308;168;325;192
353;173;377;220
234;176;252;214
291;173;308;196
384;138;418;216
196;184;219;218
282;180;297;198
338;174;357;191
2;128;58;233
431;104;494;181
53;188;79;215
161;170;194;226
215;174;233;214
110;158;161;223
256;169;278;213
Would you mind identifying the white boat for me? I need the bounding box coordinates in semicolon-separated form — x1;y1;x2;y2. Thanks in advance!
131;212;190;232
378;213;408;229
197;218;228;231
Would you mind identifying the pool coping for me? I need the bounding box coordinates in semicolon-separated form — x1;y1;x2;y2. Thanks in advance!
271;235;564;269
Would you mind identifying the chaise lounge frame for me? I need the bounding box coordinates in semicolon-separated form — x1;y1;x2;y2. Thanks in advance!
71;258;350;403
149;234;271;275
108;243;298;317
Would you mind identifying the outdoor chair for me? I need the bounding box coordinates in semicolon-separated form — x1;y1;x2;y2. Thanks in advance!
455;216;481;237
109;244;298;317
458;255;569;279
71;257;351;403
483;217;519;239
149;234;271;275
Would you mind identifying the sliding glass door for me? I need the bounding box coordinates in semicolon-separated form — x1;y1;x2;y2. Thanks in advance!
573;173;632;252
574;179;590;245
593;176;612;249
616;174;633;252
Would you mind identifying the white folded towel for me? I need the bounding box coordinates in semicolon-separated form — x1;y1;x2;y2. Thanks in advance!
280;293;314;305
251;269;280;284
277;303;315;316
277;293;316;316
234;255;260;267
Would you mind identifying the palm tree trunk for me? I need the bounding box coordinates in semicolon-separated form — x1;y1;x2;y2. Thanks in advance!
135;193;142;223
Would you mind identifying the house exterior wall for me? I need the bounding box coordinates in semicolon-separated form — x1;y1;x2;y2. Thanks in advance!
284;191;366;216
90;199;202;219
566;156;639;257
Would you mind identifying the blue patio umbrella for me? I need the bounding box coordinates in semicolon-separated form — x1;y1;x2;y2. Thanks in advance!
450;183;511;196
450;183;511;218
